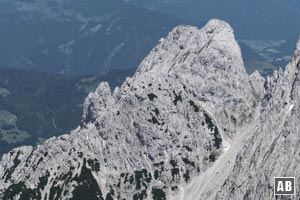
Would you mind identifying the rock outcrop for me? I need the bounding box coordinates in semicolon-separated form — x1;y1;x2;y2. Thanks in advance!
0;20;299;200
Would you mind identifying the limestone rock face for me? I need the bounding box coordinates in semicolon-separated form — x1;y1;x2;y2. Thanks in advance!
0;20;298;200
215;38;300;200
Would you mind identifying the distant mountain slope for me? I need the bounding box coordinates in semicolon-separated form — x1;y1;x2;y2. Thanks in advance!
130;0;300;40
0;0;180;76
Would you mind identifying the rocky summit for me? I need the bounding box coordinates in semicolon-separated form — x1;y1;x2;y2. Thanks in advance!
0;19;299;200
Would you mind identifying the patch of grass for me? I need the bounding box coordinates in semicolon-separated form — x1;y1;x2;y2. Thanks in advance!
0;110;31;144
0;110;17;127
0;87;11;98
0;129;31;144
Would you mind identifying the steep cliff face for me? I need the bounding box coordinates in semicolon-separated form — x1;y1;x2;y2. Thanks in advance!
214;38;300;200
0;19;298;200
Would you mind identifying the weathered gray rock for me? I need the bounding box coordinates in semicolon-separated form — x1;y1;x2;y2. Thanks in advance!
0;20;299;200
215;38;300;200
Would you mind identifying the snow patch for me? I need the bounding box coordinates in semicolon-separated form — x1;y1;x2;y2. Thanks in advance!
222;140;230;152
288;104;294;112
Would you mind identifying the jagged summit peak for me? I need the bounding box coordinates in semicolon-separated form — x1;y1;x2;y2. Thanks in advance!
203;19;233;33
169;19;233;37
163;19;234;50
136;19;243;76
95;82;111;96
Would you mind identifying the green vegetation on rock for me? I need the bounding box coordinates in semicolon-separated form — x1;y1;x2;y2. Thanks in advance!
0;110;31;144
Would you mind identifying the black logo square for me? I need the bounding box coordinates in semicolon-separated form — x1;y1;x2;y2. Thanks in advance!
274;177;295;195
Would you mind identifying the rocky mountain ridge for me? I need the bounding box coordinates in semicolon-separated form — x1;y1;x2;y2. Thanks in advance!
0;19;299;200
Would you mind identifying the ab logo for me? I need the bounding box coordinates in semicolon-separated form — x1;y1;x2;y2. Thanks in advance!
274;177;295;195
